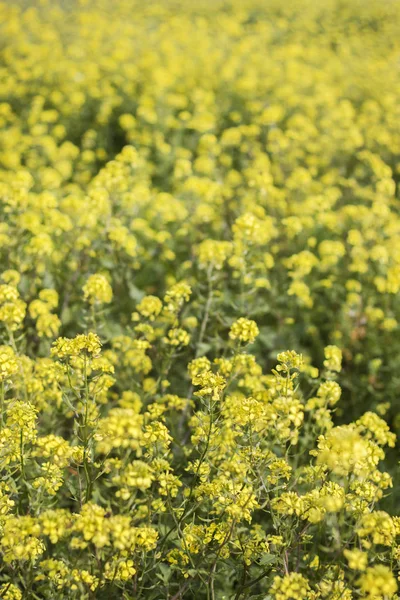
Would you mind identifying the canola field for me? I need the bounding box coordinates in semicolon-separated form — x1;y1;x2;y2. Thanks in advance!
0;0;400;598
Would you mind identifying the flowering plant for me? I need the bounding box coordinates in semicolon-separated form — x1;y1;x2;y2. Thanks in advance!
0;0;399;597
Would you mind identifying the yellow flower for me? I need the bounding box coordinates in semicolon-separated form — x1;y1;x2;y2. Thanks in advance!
135;295;163;320
0;346;18;381
344;548;368;571
0;583;23;600
82;273;113;305
271;573;311;600
197;239;233;270
323;345;342;373
51;332;102;359
357;565;397;599
229;317;259;344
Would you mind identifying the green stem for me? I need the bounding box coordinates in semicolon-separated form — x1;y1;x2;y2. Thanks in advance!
82;355;93;504
0;380;4;430
7;327;28;401
20;430;25;478
159;396;215;553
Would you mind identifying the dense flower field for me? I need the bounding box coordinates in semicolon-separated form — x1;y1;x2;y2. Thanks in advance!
0;0;399;598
